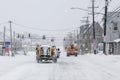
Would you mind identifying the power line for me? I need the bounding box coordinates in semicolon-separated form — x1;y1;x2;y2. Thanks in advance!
107;7;120;21
109;0;120;11
12;22;76;32
106;0;120;21
96;0;103;8
0;21;8;26
97;1;120;26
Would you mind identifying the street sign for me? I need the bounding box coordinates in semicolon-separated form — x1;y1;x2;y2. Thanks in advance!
5;42;10;45
0;42;10;45
0;42;3;45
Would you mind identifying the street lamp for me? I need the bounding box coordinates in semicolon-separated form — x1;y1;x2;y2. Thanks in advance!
71;7;104;15
71;7;92;12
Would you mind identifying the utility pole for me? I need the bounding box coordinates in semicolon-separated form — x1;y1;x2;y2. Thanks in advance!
79;26;81;52
9;21;14;56
31;34;32;51
81;16;90;30
86;16;89;25
76;29;79;43
74;30;75;43
103;0;108;55
92;0;96;54
4;26;6;55
88;0;98;54
13;31;16;55
81;16;89;25
2;26;6;56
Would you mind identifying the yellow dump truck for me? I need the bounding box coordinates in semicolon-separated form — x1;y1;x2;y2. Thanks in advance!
36;45;57;63
66;44;78;57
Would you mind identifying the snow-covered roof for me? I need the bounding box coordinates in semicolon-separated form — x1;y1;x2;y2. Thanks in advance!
114;38;120;43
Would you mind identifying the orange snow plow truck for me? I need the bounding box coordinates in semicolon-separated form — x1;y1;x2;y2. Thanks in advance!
66;44;78;57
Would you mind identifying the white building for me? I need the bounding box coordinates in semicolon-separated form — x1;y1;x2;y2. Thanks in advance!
106;12;120;54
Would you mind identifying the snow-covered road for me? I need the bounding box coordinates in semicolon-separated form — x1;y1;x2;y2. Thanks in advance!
0;48;120;80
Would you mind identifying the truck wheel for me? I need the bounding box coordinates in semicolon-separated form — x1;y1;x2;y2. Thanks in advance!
67;54;69;57
37;59;39;63
53;58;57;63
36;56;38;63
75;54;77;57
36;56;41;63
36;57;39;63
57;56;59;58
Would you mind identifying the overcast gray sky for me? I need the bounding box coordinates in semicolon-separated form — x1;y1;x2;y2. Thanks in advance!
0;0;120;42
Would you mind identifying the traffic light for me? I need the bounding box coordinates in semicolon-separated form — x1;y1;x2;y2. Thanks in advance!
17;34;20;38
28;33;31;38
22;35;24;39
63;37;66;41
51;38;54;41
51;37;54;42
42;35;46;39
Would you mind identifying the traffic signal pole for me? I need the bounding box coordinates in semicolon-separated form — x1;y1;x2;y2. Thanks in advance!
9;21;14;56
